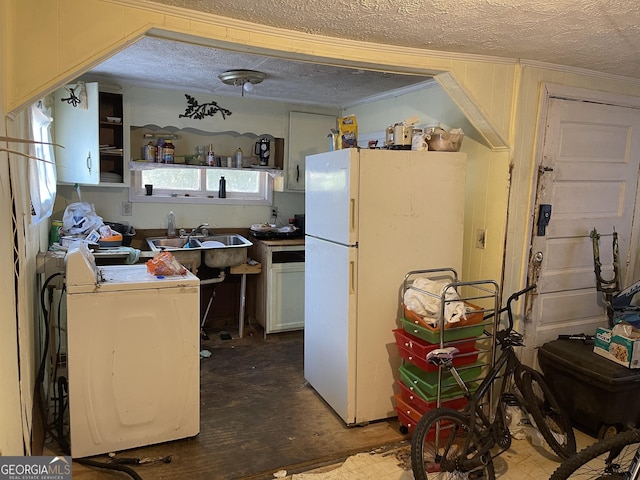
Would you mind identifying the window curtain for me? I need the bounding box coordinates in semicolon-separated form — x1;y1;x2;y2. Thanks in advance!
29;102;56;224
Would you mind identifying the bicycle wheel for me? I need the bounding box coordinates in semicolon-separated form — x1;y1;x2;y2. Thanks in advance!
520;367;577;460
549;428;640;479
411;407;495;480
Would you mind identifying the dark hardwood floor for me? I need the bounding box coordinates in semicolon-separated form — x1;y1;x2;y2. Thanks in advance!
59;326;406;479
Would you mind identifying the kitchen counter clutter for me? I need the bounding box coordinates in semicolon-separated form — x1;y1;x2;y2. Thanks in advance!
250;237;305;337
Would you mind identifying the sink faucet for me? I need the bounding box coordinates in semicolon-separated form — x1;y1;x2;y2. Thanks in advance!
185;223;209;247
192;223;209;236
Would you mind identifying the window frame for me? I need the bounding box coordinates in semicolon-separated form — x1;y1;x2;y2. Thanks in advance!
129;164;276;206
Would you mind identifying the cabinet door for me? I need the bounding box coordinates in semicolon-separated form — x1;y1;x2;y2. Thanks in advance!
267;263;305;333
53;82;99;185
287;112;336;191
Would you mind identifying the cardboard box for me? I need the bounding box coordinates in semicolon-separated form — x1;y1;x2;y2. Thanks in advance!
337;115;358;149
594;327;640;368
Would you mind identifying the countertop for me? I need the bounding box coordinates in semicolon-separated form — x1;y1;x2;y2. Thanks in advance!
253;237;305;247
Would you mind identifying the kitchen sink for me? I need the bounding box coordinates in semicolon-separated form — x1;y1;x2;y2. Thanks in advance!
146;233;252;269
149;237;191;249
199;234;252;268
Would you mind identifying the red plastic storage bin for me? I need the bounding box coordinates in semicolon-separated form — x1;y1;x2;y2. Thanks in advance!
394;328;479;372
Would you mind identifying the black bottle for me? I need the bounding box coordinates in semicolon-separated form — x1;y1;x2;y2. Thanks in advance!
218;176;226;198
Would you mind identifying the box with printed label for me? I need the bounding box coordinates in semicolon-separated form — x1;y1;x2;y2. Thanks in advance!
593;327;640;369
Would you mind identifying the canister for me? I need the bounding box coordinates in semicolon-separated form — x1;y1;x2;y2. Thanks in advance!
143;142;155;162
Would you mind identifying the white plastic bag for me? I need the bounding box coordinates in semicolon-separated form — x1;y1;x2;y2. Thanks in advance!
62;202;103;234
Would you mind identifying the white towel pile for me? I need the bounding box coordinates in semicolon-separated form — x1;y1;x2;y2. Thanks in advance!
403;277;468;326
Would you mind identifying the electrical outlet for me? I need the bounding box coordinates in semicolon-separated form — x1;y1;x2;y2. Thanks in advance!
476;228;486;249
122;201;132;216
271;207;278;218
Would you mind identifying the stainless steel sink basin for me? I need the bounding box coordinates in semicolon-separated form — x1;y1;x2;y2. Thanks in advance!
199;234;252;268
148;237;190;249
146;233;252;269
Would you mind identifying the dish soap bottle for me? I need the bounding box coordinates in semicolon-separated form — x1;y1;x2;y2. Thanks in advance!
218;176;226;198
167;211;176;236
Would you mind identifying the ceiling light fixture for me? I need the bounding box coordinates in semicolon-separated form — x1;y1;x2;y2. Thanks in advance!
218;69;266;96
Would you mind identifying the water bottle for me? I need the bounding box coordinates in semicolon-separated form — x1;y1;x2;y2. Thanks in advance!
234;147;243;168
218;176;226;198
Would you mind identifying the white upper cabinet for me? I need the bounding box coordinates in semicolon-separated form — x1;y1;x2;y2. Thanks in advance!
287;111;336;191
53;82;100;185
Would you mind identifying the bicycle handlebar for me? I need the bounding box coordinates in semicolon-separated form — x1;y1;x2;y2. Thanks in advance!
504;284;536;331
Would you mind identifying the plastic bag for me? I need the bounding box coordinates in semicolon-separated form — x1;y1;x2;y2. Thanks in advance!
146;251;187;276
62;202;103;234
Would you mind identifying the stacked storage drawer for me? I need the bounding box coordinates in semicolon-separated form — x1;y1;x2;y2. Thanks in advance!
394;307;486;434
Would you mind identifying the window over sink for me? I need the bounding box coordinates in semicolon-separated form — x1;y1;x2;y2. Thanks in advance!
130;164;276;205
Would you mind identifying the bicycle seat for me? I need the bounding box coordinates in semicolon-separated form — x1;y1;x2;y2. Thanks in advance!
426;347;460;366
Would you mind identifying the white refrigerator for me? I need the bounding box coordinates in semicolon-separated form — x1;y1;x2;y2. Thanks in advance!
304;148;467;425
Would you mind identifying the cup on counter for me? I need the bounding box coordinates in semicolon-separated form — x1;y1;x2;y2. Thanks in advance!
145;184;153;196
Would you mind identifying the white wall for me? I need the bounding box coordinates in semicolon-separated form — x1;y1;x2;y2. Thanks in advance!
52;85;341;229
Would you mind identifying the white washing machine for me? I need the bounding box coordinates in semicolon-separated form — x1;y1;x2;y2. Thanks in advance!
65;244;200;458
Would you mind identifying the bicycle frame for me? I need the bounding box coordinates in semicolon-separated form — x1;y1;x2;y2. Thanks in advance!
434;285;536;470
447;336;522;466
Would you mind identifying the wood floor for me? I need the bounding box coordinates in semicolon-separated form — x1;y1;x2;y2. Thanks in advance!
60;327;406;480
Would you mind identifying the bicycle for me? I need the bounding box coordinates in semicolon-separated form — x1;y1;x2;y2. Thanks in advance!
411;285;577;479
550;428;640;479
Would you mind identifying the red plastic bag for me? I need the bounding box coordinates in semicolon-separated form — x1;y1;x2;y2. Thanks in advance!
146;251;187;276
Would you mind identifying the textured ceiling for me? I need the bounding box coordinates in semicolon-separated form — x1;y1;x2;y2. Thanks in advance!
84;37;432;107
84;0;640;107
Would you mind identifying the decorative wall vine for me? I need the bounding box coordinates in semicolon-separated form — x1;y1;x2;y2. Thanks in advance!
179;94;233;120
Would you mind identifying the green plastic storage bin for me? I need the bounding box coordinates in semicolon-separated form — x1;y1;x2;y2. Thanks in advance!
401;317;485;343
399;362;483;399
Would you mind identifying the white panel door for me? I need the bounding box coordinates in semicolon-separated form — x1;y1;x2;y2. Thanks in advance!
526;98;640;354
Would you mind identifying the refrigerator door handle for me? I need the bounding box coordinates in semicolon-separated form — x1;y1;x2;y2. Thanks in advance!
349;260;356;294
350;198;356;233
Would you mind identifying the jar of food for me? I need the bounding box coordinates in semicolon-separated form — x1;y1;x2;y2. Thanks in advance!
162;140;175;164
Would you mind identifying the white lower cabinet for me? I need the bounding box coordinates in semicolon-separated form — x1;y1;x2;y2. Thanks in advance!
268;262;305;333
252;239;305;336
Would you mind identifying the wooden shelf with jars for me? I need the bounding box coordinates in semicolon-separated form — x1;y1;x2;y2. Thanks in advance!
98;91;125;184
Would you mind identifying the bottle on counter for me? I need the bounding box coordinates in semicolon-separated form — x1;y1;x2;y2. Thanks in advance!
167;211;176;236
234;147;243;168
218;176;226;198
207;144;215;166
162;140;175;164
